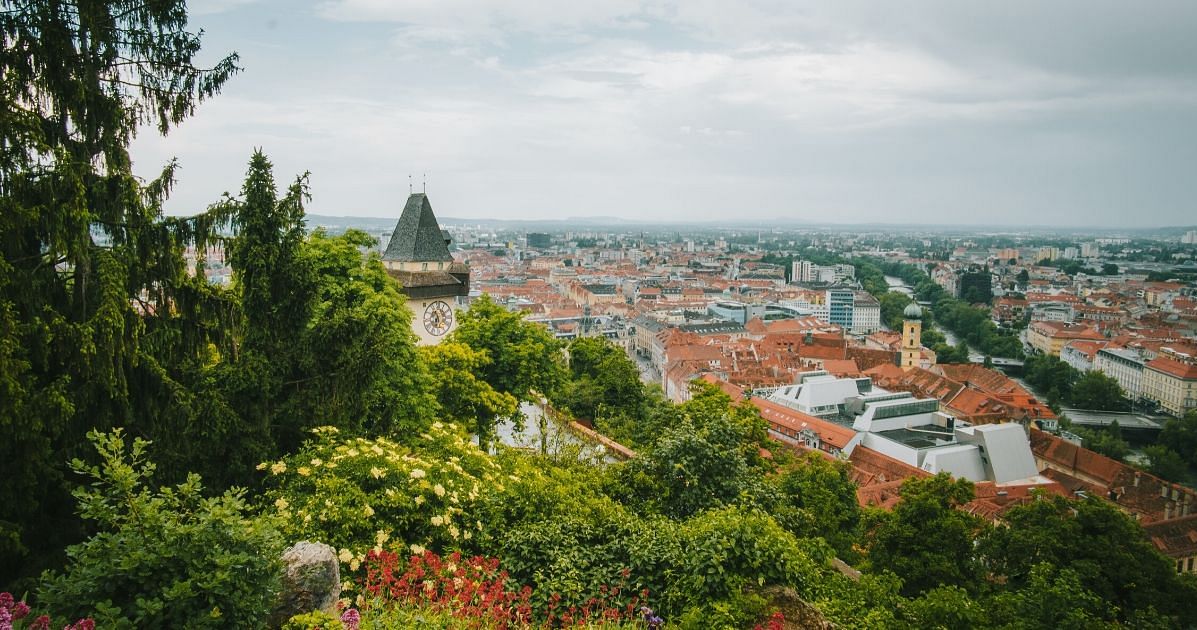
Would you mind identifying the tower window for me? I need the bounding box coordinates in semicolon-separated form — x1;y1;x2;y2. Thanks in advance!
422;262;428;271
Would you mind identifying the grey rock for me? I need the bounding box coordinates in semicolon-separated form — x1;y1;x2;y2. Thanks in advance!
269;541;341;628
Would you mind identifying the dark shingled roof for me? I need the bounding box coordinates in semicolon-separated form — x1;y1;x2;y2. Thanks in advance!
383;193;453;262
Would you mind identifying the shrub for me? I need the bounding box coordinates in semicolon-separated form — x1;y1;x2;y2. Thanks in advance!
667;507;825;619
261;423;507;582
37;430;283;629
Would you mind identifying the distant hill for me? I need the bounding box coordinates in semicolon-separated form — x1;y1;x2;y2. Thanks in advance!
304;213;1197;237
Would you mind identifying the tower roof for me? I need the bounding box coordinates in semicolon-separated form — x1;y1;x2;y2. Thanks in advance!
903;303;923;319
383;193;453;262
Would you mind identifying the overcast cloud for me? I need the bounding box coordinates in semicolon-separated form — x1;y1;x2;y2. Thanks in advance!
132;0;1197;227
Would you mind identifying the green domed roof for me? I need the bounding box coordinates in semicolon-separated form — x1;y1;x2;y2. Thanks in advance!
903;303;923;319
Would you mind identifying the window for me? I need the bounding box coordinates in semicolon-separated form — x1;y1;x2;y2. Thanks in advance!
422;262;428;271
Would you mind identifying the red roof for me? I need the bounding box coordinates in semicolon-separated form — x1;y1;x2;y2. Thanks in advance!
1144;514;1197;558
748;397;857;451
1146;356;1197;380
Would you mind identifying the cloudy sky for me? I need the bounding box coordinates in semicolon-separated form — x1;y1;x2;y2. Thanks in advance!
132;0;1197;227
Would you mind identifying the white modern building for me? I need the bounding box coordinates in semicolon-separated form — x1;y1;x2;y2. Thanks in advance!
768;371;1040;484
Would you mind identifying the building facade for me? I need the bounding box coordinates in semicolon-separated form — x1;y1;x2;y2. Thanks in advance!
827;287;855;330
1094;347;1146;401
1142;353;1197;417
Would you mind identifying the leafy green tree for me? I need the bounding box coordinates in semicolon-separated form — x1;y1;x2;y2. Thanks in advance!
619;381;773;519
1070;422;1130;461
623;413;757;519
38;429;282;628
451;295;566;407
901;585;987;630
421;341;518;444
1159;411;1197;466
283;228;438;441
1025;354;1078;405
959;270;993;305
879;291;913;330
864;474;985;597
1;0;238;586
977;494;1197;623
933;342;971;364
984;563;1116;629
596;385;679;451
1143;445;1187;482
558;336;645;422
1068;371;1127;411
772;453;861;558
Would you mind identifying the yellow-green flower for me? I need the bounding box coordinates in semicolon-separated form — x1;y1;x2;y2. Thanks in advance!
274;498;289;511
410;468;426;479
363;505;375;517
270;461;286;475
297;466;311;477
339;548;353;564
370;466;385;479
433;483;446;497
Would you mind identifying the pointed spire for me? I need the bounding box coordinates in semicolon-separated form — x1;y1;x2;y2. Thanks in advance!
382;193;453;262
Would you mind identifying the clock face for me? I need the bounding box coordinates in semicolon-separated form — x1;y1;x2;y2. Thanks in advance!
423;300;454;336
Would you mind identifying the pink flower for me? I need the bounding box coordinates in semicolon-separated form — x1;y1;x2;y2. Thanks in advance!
340;608;361;630
29;615;51;630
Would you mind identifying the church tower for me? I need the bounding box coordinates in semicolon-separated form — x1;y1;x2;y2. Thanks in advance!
899;303;923;370
381;193;470;345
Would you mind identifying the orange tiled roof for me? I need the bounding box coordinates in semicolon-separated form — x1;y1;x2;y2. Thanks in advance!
1144;514;1197;559
1146;356;1197;380
849;446;929;488
749;397;857;451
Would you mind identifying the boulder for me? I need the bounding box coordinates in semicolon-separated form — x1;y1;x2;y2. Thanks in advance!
269;541;341;628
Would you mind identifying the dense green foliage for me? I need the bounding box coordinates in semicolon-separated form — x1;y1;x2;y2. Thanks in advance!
959;269;994;305
864;474;985;597
978;494;1197;623
38;430;283;629
1024;354;1127;411
0;0;243;585
559;336;645;423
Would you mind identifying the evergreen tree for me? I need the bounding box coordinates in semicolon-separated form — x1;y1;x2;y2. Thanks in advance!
1;0;238;587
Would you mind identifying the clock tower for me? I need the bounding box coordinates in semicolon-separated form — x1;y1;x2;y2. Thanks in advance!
381;193;470;345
